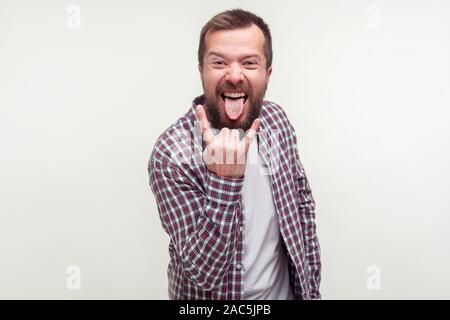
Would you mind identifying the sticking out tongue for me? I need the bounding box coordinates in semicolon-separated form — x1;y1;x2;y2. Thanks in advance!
224;97;245;120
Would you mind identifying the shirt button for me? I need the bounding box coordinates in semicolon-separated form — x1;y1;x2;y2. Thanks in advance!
239;226;243;233
236;264;242;270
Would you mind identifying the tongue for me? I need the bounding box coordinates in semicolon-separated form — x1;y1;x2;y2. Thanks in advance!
224;97;245;120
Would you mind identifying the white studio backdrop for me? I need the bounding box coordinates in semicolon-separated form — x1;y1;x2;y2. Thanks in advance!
0;0;449;299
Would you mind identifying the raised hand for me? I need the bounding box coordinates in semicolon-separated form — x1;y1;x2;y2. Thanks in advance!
196;104;260;178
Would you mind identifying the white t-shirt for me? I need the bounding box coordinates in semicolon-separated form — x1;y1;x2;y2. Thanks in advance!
241;136;294;300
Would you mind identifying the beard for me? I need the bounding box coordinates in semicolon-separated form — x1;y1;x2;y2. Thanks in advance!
202;79;268;132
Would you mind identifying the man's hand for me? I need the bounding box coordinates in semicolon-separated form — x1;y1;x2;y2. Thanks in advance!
196;104;260;178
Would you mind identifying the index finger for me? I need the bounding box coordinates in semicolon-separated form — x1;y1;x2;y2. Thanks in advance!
195;104;214;145
244;118;261;153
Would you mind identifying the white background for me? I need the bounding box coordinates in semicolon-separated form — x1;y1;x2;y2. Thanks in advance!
0;0;449;299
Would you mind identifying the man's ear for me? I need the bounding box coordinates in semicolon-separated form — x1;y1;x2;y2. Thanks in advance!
267;66;272;78
198;64;203;76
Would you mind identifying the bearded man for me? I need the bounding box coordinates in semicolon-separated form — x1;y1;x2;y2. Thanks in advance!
148;8;321;300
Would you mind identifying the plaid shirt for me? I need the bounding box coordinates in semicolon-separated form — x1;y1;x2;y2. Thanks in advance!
148;95;321;300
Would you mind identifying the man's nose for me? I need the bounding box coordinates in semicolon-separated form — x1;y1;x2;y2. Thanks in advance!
225;64;244;84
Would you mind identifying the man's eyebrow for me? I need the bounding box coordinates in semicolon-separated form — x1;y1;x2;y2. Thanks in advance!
207;51;225;58
207;51;262;60
241;54;261;60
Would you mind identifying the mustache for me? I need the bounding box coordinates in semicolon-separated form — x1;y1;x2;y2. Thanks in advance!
215;82;252;95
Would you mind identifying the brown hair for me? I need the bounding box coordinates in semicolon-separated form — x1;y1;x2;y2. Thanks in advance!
198;9;273;69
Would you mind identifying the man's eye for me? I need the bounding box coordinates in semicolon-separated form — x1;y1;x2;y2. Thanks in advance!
213;60;225;65
244;61;257;66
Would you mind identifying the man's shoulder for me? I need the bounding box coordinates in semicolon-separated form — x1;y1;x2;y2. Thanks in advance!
261;99;296;135
150;108;196;164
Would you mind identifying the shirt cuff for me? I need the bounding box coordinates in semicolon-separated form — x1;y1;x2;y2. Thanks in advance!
205;171;244;205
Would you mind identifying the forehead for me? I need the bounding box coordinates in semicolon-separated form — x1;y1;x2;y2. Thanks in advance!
204;24;265;58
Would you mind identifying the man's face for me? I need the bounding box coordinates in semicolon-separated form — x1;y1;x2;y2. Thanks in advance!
199;24;272;131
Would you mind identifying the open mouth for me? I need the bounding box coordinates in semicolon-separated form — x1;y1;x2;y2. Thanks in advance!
220;92;248;104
